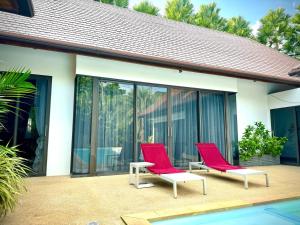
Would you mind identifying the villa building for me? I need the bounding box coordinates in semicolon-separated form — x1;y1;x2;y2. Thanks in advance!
0;0;299;177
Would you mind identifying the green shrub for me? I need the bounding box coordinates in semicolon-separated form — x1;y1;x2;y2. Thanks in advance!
239;122;288;161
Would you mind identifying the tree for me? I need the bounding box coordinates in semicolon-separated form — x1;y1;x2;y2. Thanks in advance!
284;5;300;58
225;16;252;38
98;0;128;8
193;2;226;31
165;0;194;23
0;69;36;218
257;8;290;51
133;0;160;16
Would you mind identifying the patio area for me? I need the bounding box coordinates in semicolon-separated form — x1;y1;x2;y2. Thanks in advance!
2;165;300;225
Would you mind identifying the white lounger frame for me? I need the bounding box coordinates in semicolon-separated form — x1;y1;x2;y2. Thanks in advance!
157;172;207;198
189;162;269;189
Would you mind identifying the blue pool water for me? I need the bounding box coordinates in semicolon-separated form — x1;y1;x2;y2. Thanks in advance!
152;199;300;225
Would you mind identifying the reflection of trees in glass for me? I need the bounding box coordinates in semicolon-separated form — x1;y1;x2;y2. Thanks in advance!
98;82;133;170
136;86;167;144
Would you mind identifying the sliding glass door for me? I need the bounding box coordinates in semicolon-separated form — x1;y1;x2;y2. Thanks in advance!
136;85;168;160
96;81;134;172
72;75;237;175
170;88;198;167
199;92;226;156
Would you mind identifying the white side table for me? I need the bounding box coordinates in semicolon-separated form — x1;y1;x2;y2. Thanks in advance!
129;162;155;189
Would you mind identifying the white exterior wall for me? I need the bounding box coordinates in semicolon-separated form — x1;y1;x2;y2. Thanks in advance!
0;44;76;176
0;45;286;176
236;80;272;139
269;88;300;109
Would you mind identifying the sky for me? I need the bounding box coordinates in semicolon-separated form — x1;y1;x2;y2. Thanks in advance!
129;0;300;35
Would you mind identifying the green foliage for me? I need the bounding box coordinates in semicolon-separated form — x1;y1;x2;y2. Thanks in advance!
165;0;194;23
0;69;35;218
239;122;288;161
98;0;128;8
0;69;36;131
193;2;226;31
225;16;252;38
0;145;30;218
285;5;300;59
133;0;160;16
257;8;290;51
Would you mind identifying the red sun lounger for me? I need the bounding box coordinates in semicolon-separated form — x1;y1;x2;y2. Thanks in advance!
189;143;269;189
139;143;206;198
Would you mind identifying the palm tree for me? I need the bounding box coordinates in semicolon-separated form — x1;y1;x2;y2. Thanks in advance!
0;69;35;218
193;2;226;31
165;0;194;23
133;0;160;16
257;8;290;51
226;16;252;38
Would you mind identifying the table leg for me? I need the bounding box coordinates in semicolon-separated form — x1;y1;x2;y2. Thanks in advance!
135;166;140;188
129;164;133;184
189;163;192;172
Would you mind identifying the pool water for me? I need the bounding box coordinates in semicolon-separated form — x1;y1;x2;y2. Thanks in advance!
152;199;300;225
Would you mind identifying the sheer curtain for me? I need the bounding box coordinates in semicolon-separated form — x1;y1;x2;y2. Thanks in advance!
96;82;134;172
72;76;93;174
171;89;198;167
32;79;47;173
136;86;168;160
199;91;226;156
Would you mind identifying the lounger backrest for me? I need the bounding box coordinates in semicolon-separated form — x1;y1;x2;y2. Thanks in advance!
141;143;173;169
195;143;230;166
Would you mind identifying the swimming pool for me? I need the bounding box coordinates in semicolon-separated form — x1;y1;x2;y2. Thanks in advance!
152;199;300;225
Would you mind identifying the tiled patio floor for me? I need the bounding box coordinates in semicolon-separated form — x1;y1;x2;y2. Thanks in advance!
1;165;300;225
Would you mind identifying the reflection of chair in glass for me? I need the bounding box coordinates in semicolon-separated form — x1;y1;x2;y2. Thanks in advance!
96;147;122;171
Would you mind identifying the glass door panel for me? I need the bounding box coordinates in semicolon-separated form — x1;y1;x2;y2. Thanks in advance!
136;85;168;160
96;81;134;172
271;107;298;164
199;91;226;156
170;88;198;167
72;76;93;174
0;76;51;176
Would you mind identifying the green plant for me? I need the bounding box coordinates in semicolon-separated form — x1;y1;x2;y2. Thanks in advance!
0;145;30;217
0;69;36;218
239;122;288;161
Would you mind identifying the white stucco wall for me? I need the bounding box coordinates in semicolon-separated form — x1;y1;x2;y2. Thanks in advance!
269;88;300;109
0;44;75;176
236;80;272;139
76;55;238;92
0;44;288;176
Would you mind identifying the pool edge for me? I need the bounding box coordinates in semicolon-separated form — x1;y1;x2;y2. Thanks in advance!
121;194;300;225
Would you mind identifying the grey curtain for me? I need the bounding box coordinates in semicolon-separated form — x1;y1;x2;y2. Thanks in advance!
171;89;198;167
32;79;47;173
199;91;226;156
72;76;93;174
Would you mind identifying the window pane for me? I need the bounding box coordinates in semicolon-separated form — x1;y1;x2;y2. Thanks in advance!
96;81;134;172
171;89;198;167
199;91;226;156
271;107;298;164
72;76;93;174
136;85;168;160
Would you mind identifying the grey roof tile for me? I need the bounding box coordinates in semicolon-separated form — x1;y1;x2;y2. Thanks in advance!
0;0;300;84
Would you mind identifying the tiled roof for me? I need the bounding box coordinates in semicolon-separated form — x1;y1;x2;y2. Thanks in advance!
0;0;300;85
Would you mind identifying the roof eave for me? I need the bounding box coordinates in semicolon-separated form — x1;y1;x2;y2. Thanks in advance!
1;32;300;87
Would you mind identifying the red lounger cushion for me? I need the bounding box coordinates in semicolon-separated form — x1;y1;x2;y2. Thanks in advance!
141;143;185;174
195;143;243;172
